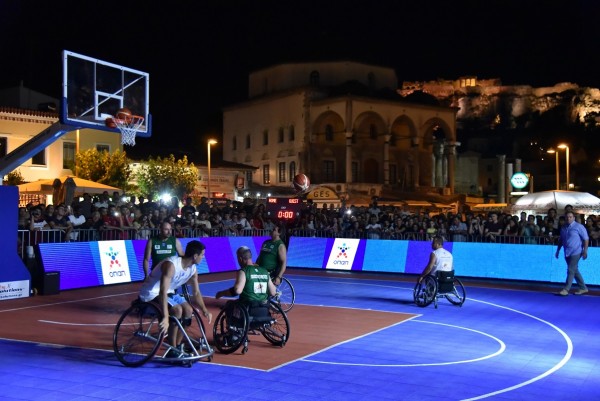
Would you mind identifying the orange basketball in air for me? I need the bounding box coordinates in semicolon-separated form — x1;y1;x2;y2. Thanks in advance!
105;117;117;129
293;173;310;193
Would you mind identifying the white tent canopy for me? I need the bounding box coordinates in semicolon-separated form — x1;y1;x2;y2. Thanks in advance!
17;176;121;206
511;190;600;216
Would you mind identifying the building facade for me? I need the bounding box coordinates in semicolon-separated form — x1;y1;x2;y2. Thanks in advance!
0;84;123;183
223;61;458;202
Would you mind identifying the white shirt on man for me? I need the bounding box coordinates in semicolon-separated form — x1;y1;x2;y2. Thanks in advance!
139;255;197;301
432;247;453;274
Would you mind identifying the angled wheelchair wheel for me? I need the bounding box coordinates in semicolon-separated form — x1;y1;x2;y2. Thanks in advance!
445;277;466;306
413;275;437;307
212;301;249;354
271;276;295;312
113;301;164;367
179;283;194;302
177;284;214;360
181;308;213;361
260;300;290;347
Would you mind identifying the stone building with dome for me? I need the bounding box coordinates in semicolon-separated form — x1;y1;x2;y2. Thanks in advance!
222;61;459;206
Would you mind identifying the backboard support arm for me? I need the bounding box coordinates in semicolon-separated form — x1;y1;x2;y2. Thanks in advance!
0;122;79;177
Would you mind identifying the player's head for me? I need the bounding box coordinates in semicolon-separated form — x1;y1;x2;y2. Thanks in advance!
432;235;444;249
185;240;206;260
270;224;281;239
159;221;172;238
236;246;253;266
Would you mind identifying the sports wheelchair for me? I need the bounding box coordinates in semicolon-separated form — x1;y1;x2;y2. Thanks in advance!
213;299;290;354
113;285;214;367
413;270;466;308
270;273;295;312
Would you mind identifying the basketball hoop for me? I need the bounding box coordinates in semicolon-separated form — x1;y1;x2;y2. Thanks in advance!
107;115;145;146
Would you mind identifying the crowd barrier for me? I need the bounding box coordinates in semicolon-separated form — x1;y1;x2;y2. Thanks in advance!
11;225;600;295
17;228;273;260
18;227;600;261
289;229;569;245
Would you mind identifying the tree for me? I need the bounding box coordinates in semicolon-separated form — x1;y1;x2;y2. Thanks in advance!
135;154;198;201
6;169;25;185
75;149;132;189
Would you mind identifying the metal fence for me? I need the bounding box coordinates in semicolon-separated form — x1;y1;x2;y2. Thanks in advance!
17;227;273;260
288;228;567;245
17;227;599;261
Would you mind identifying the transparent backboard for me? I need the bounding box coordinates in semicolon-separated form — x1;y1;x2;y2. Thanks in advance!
61;50;151;137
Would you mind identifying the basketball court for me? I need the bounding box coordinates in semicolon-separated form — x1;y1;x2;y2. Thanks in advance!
1;270;599;400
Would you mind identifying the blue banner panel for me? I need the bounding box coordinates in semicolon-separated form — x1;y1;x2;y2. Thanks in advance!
288;236;600;286
287;237;330;269
362;239;409;273
38;236;271;291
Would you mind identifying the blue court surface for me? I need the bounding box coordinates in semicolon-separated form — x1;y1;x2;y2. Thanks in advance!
1;271;598;401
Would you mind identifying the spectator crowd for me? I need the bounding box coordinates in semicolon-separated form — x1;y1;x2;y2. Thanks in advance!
17;191;600;259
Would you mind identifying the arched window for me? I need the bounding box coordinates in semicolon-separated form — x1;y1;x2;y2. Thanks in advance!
325;124;334;141
369;124;377;140
309;70;320;86
246;134;251;149
278;162;286;182
289;125;295;141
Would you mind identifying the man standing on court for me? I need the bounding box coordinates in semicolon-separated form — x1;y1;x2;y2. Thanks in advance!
555;211;589;296
143;221;184;279
256;225;287;285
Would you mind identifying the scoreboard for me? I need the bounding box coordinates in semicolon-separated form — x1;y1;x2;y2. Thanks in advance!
265;197;302;220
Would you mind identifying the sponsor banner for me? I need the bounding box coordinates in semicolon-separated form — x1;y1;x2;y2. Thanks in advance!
325;238;360;270
0;280;29;300
97;241;132;285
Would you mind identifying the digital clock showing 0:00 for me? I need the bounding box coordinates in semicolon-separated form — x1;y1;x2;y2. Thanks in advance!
277;210;296;219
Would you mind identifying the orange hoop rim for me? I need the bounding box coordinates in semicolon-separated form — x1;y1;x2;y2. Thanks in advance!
107;115;144;125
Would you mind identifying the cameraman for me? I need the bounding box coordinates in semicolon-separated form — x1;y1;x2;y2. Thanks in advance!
468;215;483;241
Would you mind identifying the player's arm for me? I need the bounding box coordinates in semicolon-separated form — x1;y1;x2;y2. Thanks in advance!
419;252;437;280
188;273;212;323
175;238;184;257
143;239;153;278
274;243;287;282
158;261;175;334
267;275;277;297
216;270;246;298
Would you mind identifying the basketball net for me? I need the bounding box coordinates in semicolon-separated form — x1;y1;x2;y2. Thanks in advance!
113;115;144;146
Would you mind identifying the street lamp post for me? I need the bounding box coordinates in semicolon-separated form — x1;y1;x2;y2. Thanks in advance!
207;139;218;200
558;143;569;190
547;148;560;190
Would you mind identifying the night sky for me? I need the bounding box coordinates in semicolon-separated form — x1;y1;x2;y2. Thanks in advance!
1;0;599;161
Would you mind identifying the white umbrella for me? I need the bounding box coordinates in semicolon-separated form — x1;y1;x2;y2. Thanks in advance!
511;190;600;216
